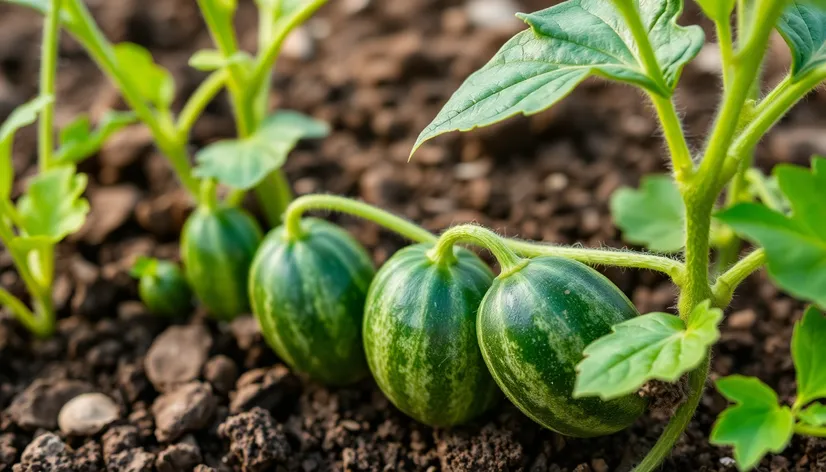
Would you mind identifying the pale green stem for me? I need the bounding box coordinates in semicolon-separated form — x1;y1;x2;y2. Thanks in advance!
795;423;826;438
199;178;219;211
0;286;42;335
712;248;766;306
176;69;228;140
255;170;293;227
650;95;694;181
63;0;200;198
504;239;685;282
745;169;785;211
283;194;437;243
716;19;734;93
38;0;62;171
428;225;526;275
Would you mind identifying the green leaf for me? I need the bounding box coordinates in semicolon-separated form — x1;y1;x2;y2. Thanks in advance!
0;95;54;198
711;376;794;471
610;175;685;252
188;50;252;72
411;0;704;154
55;110;137;164
716;158;826;308
194;111;329;190
792;306;826;405
16;166;89;242
575;300;722;400
113;43;175;108
799;403;826;426
695;0;735;22
777;2;826;79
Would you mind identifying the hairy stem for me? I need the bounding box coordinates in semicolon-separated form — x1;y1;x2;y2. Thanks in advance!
716;19;734;92
712;248;766;306
284;194;437;243
634;358;709;472
38;0;62;171
650;95;693;180
428;225;526;275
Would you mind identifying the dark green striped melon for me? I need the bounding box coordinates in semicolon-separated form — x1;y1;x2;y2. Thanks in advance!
133;258;192;317
363;244;499;427
477;256;646;437
181;205;263;320
249;218;374;385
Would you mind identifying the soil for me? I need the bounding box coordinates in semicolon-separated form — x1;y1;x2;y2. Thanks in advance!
1;0;826;471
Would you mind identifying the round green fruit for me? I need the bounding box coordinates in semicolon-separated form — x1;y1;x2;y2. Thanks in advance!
249;218;374;385
181;205;263;320
363;244;499;427
477;256;647;437
132;258;192;317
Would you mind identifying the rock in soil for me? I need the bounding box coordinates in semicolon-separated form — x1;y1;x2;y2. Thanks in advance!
203;355;237;395
155;435;202;472
218;407;291;472
12;433;74;472
229;364;300;414
152;381;217;443
0;433;18;470
57;392;120;436
7;379;94;431
145;324;212;392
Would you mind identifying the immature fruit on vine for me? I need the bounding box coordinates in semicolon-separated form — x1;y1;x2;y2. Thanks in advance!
181;205;263;320
249;218;374;385
133;259;192;317
477;256;647;437
363;244;499;426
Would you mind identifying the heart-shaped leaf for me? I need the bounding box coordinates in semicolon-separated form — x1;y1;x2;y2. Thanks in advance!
411;0;703;154
575;301;722;400
194;111;329;190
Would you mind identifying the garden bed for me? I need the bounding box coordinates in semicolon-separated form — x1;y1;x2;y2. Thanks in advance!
1;0;825;470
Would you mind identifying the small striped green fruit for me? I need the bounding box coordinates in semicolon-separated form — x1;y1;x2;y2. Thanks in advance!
131;257;192;317
478;256;647;437
181;205;263;320
249;218;374;385
363;244;500;426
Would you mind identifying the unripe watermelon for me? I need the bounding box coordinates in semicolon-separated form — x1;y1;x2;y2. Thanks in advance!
477;256;647;437
181;205;262;320
363;244;499;426
249;218;374;385
132;258;192;317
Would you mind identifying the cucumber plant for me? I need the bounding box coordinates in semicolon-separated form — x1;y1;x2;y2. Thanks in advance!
262;0;826;469
5;0;330;319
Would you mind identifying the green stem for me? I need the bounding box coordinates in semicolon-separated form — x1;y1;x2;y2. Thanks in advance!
795;423;826;438
613;0;667;93
200;178;219;211
716;19;735;92
634;358;709;472
176;69;228;140
63;0;200;198
428;225;526;275
0;286;43;335
650;95;694;180
254;170;293;227
283;194;437;243
504;239;685;282
745;169;785;211
712;248;766;306
38;0;62;171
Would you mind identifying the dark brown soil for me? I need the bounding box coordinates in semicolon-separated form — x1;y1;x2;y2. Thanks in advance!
1;1;826;471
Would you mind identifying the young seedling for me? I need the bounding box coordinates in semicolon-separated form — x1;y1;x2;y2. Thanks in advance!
251;0;826;470
0;0;132;336
4;0;331;319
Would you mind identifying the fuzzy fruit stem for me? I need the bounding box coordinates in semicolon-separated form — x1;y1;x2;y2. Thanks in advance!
428;225;526;275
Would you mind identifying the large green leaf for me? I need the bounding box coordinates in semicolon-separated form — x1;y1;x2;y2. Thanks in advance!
777;2;826;79
792;307;826;406
411;0;703;154
0;95;54;199
575;301;722;400
16;166;89;241
55;110;137;164
194;111;329;190
611;175;685;252
716;158;826;308
113;43;175;109
711;376;795;471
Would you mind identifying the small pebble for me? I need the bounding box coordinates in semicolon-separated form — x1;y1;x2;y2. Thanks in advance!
58;392;120;436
